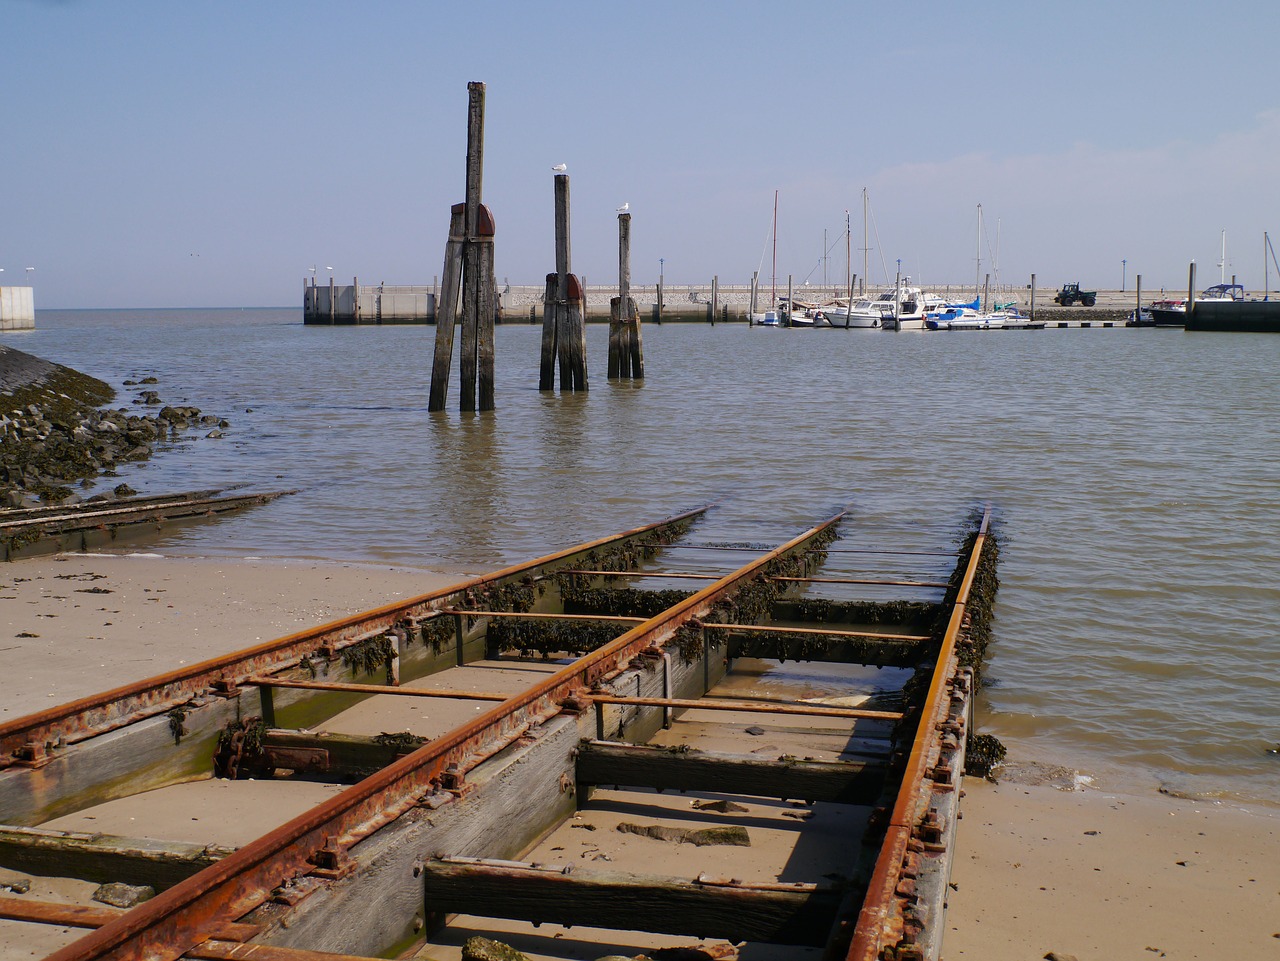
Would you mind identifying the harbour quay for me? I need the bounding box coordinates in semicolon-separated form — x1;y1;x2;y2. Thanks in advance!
0;286;35;331
304;277;1237;327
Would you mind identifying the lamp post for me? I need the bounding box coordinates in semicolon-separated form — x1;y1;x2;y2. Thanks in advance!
658;258;664;320
1122;259;1127;292
25;267;34;284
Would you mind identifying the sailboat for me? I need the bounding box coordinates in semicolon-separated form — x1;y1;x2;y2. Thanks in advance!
751;190;782;326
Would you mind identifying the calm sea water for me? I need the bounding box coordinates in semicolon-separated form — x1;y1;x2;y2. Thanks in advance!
11;308;1280;806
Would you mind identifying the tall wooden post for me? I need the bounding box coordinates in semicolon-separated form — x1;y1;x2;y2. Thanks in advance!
1187;261;1197;321
609;211;643;379
710;276;718;326
428;81;497;412
540;172;587;391
1030;273;1036;320
1135;274;1142;322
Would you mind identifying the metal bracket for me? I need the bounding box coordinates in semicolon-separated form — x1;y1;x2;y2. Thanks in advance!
310;835;355;880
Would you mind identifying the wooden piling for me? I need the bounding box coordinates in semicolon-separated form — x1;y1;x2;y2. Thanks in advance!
710;275;718;326
608;212;643;379
1030;273;1036;320
428;205;465;412
1188;261;1197;321
427;81;498;412
1136;274;1142;320
540;172;588;391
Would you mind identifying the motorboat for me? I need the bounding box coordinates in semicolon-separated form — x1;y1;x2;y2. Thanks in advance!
1150;283;1245;327
752;309;782;327
821;297;885;328
780;297;824;327
1125;307;1154;327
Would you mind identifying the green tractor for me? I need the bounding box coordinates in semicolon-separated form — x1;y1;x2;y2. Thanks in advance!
1054;283;1097;307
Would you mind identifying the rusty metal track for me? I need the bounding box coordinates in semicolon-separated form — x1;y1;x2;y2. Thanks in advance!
44;512;844;961
0;489;293;562
0;506;707;763
846;507;991;961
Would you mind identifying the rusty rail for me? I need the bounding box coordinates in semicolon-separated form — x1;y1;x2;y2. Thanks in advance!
45;512;843;961
246;677;510;701
590;694;903;722
846;507;991;961
0;506;707;763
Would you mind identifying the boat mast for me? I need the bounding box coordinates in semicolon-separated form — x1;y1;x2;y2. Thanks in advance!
975;203;983;302
1219;229;1226;284
772;189;778;308
845;210;851;294
861;188;869;296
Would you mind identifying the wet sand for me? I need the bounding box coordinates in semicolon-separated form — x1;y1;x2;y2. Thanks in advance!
1;553;1278;959
0;551;468;720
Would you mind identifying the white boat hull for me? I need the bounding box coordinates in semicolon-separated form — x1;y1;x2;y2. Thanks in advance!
821;307;883;328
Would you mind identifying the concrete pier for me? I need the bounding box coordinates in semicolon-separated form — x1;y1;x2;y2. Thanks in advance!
0;287;35;331
303;279;436;325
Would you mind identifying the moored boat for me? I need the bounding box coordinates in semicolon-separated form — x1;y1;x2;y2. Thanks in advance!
1150;283;1244;327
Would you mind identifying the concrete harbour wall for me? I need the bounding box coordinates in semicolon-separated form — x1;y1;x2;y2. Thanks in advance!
0;287;35;330
303;280;436;324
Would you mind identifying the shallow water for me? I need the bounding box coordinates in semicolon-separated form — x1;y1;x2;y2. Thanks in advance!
12;309;1280;805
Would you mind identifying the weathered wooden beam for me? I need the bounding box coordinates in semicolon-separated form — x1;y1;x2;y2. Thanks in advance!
726;632;926;668
248;677;508;701
0;828;233;892
190;942;391;961
557;569;721;580
427;204;466;412
707;623;931;642
476;230;496;411
767;576;951;588
437;609;645;623
589;694;902;722
419;857;843;946
247;729;430;781
0;895;256;942
538;273;558;390
576;740;888;803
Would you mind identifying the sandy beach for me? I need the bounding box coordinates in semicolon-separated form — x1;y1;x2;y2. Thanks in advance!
0;551;469;720
0;550;1277;960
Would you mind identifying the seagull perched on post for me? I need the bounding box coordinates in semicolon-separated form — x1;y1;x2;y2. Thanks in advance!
551;163;567;172
616;202;629;213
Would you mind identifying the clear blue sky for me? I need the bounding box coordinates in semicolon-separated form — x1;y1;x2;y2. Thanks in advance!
3;0;1278;307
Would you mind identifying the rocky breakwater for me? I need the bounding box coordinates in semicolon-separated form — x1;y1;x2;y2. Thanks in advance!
0;344;229;509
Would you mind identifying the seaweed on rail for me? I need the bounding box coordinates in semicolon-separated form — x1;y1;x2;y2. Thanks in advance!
342;634;395;679
561;586;695;618
789;597;937;626
486;616;627;659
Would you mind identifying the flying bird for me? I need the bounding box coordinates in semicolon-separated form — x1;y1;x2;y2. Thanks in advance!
616;202;629;213
551;163;567;172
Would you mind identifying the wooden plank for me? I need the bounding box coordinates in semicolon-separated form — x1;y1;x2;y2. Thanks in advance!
590;694;902;722
628;294;644;378
458;237;480;411
0;828;232;892
538;273;558;390
248;678;509;701
0;895;257;942
576;740;888;803
727;633;925;668
427;205;465;412
476;235;496;411
190;942;391;961
419;857;843;947
251;729;426;781
565;274;588;390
